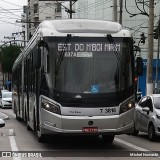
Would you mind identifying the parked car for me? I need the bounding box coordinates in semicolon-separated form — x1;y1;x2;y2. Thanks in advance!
0;119;5;128
134;94;160;141
1;89;9;93
1;91;12;109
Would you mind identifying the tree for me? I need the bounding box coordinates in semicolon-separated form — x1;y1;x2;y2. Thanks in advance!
0;45;21;74
0;45;21;89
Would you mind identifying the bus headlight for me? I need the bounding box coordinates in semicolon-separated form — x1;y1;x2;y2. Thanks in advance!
120;101;135;114
41;98;61;115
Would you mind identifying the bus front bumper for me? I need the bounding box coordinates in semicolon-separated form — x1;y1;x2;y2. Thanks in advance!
40;109;134;135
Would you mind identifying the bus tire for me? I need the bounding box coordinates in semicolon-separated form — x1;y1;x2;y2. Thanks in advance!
33;110;37;133
24;104;27;123
15;111;21;121
37;131;46;143
132;125;139;136
102;135;115;144
27;123;32;131
35;111;46;143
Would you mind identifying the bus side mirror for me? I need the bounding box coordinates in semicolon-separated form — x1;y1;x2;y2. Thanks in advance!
136;57;143;76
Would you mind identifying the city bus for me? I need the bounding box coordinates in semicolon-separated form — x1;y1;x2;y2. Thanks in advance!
12;19;138;143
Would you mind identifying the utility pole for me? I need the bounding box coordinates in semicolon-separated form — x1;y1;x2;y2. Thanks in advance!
70;0;72;19
113;0;117;22
146;0;154;95
64;0;76;19
39;0;76;19
155;32;160;93
155;20;160;93
119;0;123;24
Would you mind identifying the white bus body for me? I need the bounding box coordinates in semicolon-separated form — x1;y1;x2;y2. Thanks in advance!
12;19;135;143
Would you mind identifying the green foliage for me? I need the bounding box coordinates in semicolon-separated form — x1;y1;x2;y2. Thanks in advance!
0;45;21;73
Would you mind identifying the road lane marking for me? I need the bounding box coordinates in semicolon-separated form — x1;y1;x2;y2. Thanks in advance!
115;138;160;158
9;129;21;160
6;129;159;159
115;138;149;151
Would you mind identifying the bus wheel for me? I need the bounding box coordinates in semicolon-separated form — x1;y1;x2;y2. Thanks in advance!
102;135;115;144
26;116;32;131
24;105;27;123
27;123;32;131
36;116;46;143
33;111;37;133
37;131;46;143
132;125;139;136
15;111;21;121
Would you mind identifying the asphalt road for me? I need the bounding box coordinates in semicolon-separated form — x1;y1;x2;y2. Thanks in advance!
0;108;160;160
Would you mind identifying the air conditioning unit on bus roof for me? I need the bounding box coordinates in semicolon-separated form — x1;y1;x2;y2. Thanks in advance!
39;19;122;34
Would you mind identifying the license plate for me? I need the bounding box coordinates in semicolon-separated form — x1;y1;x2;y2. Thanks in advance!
82;127;98;133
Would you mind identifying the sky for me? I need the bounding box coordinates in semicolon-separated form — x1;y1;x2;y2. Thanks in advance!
0;0;27;46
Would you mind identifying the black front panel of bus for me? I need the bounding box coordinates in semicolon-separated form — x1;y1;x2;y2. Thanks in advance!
40;37;135;108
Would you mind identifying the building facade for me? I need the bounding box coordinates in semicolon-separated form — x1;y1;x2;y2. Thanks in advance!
21;6;28;47
27;0;62;39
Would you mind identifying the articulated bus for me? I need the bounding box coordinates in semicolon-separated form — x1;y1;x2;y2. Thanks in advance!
12;19;137;143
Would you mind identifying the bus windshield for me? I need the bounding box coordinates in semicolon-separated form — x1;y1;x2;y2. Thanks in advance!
46;37;134;95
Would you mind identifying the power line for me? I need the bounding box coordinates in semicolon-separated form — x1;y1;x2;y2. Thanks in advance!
124;0;149;18
0;6;21;18
75;0;112;13
0;0;24;7
0;15;21;20
75;5;112;15
0;8;22;11
0;19;24;27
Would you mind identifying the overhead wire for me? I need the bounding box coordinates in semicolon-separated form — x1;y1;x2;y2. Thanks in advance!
0;6;21;18
0;1;25;41
75;0;112;14
75;3;113;15
25;1;111;20
0;15;20;20
0;19;23;27
28;3;56;18
0;0;24;7
134;0;148;16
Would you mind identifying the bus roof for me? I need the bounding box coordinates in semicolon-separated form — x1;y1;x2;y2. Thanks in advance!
39;19;122;35
12;19;132;70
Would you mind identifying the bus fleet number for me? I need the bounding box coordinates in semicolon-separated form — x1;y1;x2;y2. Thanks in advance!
100;108;117;114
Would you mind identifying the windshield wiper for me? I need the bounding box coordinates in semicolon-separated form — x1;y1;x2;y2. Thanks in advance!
106;34;123;94
55;34;71;85
106;34;122;66
55;34;71;75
